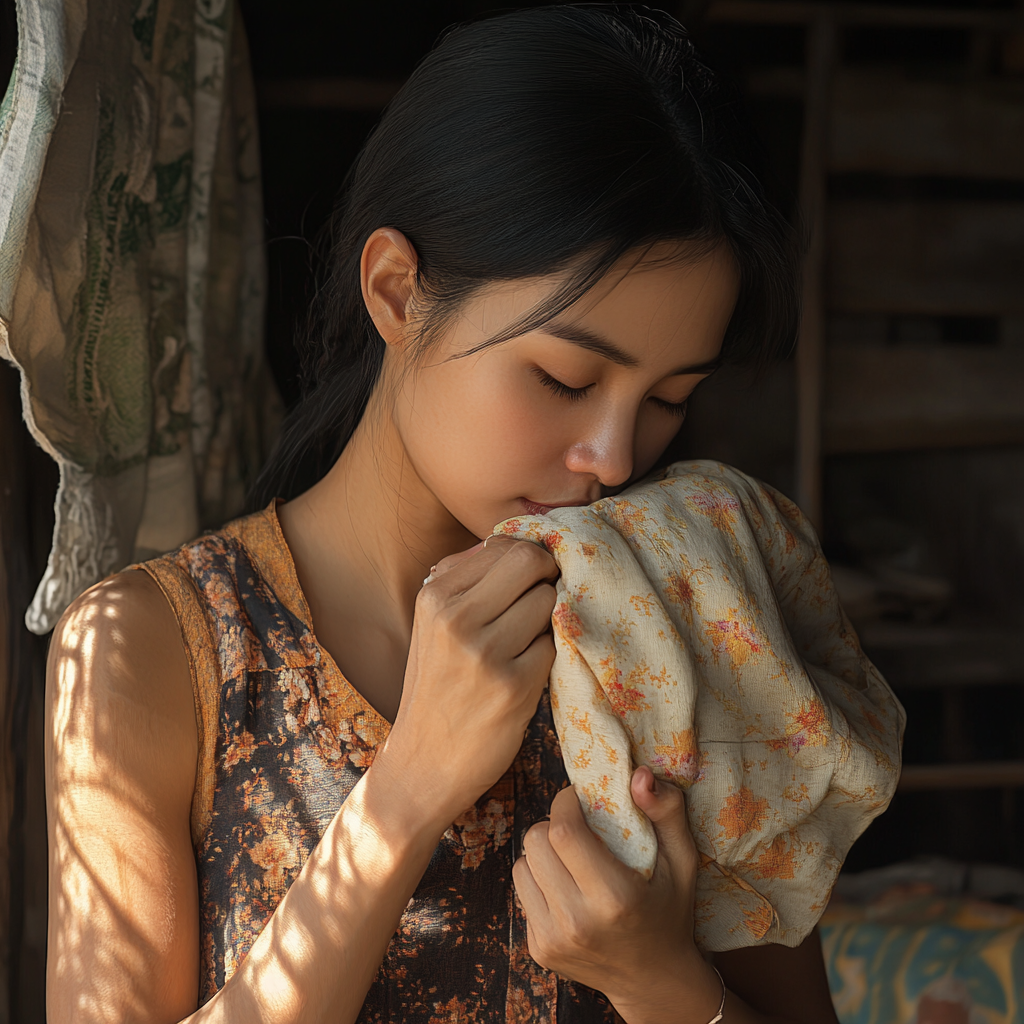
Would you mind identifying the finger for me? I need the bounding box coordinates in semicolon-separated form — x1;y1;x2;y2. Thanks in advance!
520;820;581;900
435;539;558;630
545;786;634;895
471;540;559;621
630;766;698;881
512;853;550;920
428;538;486;580
486;580;557;658
510;632;556;694
524;918;547;969
421;536;524;604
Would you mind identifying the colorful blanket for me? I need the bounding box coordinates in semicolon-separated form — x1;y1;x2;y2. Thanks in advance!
822;891;1024;1024
495;461;905;952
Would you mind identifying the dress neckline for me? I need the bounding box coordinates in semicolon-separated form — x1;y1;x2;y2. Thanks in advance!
260;498;394;735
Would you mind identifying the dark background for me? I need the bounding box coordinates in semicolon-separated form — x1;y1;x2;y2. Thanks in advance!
3;0;1024;1016
244;0;1024;873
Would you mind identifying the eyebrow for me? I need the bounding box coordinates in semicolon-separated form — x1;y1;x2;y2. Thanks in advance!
538;320;724;377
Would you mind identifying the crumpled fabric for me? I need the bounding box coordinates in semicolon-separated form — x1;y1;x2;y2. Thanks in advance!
494;460;905;952
0;0;279;634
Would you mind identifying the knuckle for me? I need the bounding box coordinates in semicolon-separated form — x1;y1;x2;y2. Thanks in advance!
485;535;518;555
511;539;548;569
432;553;458;575
490;663;518;690
415;583;444;614
602;886;635;923
546;818;574;850
522;822;549;855
438;599;473;635
562;911;592;947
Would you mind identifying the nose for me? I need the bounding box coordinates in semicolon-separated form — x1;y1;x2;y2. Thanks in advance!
564;411;635;489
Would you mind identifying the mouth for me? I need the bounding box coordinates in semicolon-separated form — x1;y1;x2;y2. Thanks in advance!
518;497;593;517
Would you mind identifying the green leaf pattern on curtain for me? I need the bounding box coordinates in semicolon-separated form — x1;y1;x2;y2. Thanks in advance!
0;0;279;635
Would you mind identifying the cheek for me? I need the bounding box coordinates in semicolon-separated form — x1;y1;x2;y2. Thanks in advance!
633;409;684;477
398;364;571;489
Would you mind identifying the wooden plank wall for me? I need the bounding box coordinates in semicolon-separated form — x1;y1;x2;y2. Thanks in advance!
828;202;1024;315
829;71;1024;179
0;396;12;1023
0;357;53;1020
823;346;1024;453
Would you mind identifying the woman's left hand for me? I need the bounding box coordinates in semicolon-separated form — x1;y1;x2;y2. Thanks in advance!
512;765;724;1024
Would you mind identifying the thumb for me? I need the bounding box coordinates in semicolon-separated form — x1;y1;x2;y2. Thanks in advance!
631;765;697;878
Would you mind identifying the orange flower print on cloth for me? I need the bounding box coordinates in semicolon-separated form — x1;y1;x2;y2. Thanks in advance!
139;504;625;1020
494;460;905;952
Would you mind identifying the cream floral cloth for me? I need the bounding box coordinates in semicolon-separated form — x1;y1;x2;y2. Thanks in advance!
494;461;905;952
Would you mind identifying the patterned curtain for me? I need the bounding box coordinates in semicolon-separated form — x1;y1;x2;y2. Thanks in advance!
0;0;280;635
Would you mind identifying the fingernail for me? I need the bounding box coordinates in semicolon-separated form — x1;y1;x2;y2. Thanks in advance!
466;539;486;554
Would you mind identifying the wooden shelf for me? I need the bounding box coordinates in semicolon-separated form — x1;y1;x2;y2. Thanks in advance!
829;202;1024;317
859;620;1024;689
747;69;1024;181
708;1;1024;30
829;72;1024;181
898;761;1024;792
822;345;1024;454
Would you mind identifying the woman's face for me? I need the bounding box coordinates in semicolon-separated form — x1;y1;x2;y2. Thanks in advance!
373;238;740;539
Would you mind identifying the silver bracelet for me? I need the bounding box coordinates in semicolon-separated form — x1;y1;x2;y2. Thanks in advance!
706;966;726;1024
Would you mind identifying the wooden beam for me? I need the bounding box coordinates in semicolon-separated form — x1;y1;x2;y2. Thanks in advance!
708;1;1024;30
859;620;1024;689
255;77;403;111
794;16;837;530
822;345;1024;454
746;70;1024;181
0;362;13;1024
898;761;1024;792
829;71;1024;180
828;202;1024;317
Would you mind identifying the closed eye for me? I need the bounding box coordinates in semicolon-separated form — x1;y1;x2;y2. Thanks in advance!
533;367;594;403
650;396;689;416
535;366;690;416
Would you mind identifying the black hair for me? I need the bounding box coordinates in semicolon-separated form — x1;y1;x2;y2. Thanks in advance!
251;3;799;507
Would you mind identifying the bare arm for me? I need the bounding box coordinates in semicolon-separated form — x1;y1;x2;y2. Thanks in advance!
47;537;557;1024
47;570;446;1022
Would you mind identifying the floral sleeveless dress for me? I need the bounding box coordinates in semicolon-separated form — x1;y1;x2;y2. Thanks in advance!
140;502;623;1022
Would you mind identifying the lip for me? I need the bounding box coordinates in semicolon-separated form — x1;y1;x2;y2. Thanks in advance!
519;497;593;516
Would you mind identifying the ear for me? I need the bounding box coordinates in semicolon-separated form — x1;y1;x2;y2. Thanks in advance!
360;227;421;349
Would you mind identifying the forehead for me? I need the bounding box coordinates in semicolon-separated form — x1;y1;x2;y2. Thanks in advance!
459;240;739;364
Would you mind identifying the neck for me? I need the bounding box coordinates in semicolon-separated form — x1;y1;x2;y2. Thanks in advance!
279;392;479;638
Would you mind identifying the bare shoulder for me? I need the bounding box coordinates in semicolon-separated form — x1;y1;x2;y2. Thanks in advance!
47;568;197;787
46;569;201;1022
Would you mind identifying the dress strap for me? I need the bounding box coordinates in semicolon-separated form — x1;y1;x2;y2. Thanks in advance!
136;556;221;849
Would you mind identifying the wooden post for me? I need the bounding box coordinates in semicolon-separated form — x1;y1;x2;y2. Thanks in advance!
794;15;837;530
0;360;21;1024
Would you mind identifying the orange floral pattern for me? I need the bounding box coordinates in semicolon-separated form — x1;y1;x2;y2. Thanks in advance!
141;507;624;1020
494;460;905;951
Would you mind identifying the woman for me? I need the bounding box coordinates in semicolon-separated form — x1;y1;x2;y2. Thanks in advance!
46;6;841;1022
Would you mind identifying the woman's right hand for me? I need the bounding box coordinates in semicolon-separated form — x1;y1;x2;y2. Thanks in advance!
378;535;558;825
